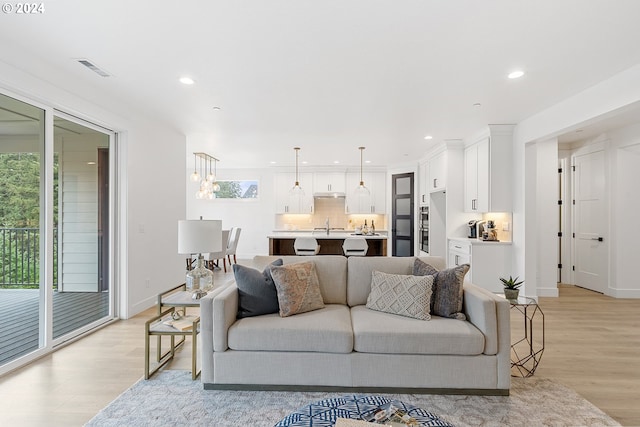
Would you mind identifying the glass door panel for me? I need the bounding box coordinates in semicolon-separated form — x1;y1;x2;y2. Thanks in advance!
52;117;110;339
0;93;45;365
391;173;415;257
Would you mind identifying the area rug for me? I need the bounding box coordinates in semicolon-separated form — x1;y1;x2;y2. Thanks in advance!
85;371;619;427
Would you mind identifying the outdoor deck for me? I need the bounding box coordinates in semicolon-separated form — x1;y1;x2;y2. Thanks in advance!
0;289;109;366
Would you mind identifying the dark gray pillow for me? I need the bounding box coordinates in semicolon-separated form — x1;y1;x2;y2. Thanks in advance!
234;259;283;318
413;258;469;320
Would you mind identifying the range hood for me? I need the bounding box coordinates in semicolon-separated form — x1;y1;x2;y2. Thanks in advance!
313;192;346;198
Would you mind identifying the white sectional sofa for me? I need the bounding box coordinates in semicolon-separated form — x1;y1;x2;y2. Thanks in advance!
200;255;511;395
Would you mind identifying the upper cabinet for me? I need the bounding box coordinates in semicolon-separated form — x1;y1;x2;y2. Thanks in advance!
464;125;514;213
428;151;447;192
274;172;314;214
345;171;387;214
313;172;346;194
419;160;430;205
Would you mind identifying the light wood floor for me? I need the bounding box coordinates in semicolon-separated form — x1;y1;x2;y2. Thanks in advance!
0;268;638;426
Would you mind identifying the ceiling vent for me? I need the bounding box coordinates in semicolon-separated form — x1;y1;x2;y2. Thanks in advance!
76;59;111;77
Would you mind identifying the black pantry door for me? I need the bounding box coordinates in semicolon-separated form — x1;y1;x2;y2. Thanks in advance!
391;172;414;256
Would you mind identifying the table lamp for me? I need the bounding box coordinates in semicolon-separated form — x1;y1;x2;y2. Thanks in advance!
178;218;222;299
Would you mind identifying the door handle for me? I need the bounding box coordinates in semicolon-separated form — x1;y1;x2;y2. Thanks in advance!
591;237;604;242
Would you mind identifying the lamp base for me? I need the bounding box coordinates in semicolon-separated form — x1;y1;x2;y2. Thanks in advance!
186;254;214;299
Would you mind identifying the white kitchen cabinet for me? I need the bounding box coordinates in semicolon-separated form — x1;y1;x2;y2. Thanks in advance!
464;125;514;213
274;172;314;214
419;160;430;206
464;137;489;212
448;238;512;293
448;240;471;268
313;172;346;194
428;151;447;192
345;171;387;214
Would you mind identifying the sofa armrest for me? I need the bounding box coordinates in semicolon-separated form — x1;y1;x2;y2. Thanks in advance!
210;283;239;352
463;283;511;390
463;284;499;355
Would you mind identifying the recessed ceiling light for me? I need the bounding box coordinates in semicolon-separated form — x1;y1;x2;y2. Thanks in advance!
212;106;221;110
424;135;433;140
179;76;195;85
365;160;372;164
302;161;308;165
473;103;482;107
270;161;277;164
333;160;340;164
508;70;525;79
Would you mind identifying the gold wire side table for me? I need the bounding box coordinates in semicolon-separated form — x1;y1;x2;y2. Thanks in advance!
144;306;200;380
509;296;545;377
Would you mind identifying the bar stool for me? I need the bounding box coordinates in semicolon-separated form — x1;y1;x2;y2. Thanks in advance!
342;237;368;256
294;237;320;255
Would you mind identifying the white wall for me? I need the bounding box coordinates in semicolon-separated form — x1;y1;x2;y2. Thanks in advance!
0;57;187;318
514;64;640;298
605;124;640;297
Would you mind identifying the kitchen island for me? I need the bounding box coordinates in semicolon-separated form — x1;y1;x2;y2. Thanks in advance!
268;231;388;256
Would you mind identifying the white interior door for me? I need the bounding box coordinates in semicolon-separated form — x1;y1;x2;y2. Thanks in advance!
573;149;608;293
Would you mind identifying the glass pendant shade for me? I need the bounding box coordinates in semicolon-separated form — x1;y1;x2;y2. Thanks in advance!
212;181;221;192
190;171;200;182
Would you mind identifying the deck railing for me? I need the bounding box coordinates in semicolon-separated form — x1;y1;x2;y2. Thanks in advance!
0;227;58;289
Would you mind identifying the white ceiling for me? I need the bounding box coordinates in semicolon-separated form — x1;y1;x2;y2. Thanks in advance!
2;0;640;168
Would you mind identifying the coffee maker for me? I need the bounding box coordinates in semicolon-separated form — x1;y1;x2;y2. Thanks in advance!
468;220;486;239
468;220;486;238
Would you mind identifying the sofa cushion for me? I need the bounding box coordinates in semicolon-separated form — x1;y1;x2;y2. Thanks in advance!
350;305;485;355
414;258;469;320
366;271;434;320
234;259;282;318
270;261;325;317
228;304;353;353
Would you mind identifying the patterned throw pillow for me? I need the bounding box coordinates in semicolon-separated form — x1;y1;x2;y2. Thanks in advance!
234;259;283;319
270;261;325;317
366;271;434;320
413;258;469;320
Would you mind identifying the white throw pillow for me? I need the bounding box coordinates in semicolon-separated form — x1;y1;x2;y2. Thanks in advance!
366;271;434;320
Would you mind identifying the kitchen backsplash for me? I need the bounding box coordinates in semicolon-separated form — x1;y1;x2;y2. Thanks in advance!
481;212;513;242
275;198;386;230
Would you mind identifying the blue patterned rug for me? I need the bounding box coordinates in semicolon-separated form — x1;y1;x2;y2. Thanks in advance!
275;395;453;426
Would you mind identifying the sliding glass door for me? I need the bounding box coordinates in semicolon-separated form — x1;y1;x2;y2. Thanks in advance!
0;92;115;371
52;116;112;340
0;93;44;366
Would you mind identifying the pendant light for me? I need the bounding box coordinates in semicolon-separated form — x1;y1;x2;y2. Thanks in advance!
289;147;304;196
354;146;370;195
190;153;200;182
212;158;221;193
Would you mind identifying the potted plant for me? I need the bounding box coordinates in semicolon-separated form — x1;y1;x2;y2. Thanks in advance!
500;275;524;300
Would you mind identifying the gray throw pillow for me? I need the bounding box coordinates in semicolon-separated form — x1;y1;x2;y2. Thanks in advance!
234;259;283;318
366;271;434;320
414;258;469;320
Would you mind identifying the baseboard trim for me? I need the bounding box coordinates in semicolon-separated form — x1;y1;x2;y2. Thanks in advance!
202;383;509;396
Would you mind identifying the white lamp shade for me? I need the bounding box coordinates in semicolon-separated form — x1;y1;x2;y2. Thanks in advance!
178;219;222;254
